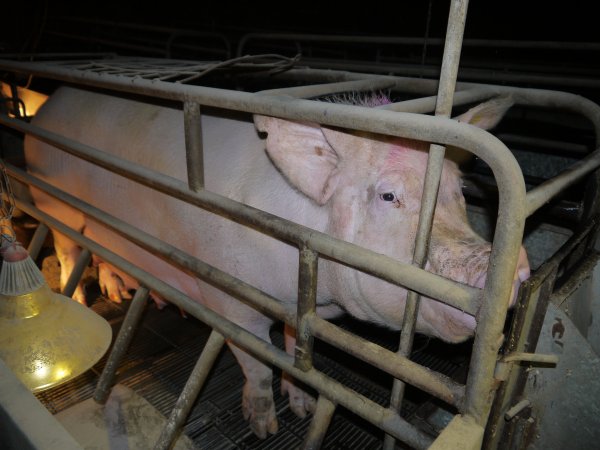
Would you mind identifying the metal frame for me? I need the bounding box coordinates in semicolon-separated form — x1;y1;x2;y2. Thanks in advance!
2;3;600;447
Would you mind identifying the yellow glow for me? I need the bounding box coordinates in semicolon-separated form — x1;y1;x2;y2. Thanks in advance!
1;82;48;117
32;360;49;379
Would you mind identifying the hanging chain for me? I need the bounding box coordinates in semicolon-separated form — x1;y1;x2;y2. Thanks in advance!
0;159;16;243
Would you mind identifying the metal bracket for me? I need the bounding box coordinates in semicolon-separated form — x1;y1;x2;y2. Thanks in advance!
494;352;559;381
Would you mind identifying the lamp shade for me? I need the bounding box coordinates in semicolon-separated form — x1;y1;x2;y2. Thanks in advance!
0;283;112;392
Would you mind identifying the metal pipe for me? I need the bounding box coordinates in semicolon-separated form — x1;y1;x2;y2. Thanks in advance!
6;164;294;325
6;165;462;406
385;4;469;448
94;286;149;404
183;101;204;191
1;118;481;315
14;198;434;449
295;247;318;372
379;86;495;114
26;221;48;261
301;395;336;450
309;315;465;407
526;148;600;216
61;247;91;298
154;330;226;450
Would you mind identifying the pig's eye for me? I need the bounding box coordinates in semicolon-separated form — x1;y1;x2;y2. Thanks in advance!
380;192;396;202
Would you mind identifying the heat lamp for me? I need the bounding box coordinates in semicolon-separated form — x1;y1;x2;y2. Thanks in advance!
0;162;111;392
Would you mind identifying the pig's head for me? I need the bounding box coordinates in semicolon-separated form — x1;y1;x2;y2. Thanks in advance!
254;96;530;343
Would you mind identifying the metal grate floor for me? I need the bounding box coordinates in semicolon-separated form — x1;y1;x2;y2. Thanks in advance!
34;280;469;449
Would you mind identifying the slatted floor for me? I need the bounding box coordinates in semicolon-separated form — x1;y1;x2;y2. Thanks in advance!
33;271;470;449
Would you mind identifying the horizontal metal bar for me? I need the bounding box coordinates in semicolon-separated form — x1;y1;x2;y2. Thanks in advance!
6;164;295;325
526;148;600;216
309;315;465;408
379;86;495;114
1;115;480;315
13;197;434;450
258;77;398;99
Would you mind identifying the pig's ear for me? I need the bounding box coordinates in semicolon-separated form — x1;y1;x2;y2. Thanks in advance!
254;115;340;205
453;94;514;130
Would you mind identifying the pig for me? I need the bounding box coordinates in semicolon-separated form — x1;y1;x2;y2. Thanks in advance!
24;86;529;438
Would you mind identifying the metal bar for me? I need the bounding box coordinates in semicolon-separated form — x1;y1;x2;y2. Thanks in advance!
6;164;294;326
295;247;318;371
61;247;91;298
236;32;600;55
26;221;48;261
526;148;600;216
379;86;495;114
14;198;434;450
7;164;462;405
154;330;226;450
259;77;397;99
309;315;465;407
183;101;204;191
301;395;336;450
0;119;480;315
93;286;149;404
385;4;469;448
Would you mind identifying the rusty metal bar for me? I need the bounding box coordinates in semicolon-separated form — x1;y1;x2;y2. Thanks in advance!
154;330;226;450
295;246;318;372
0;117;481;315
183;101;204;191
26;221;48;261
301;395;336;450
61;247;91;298
94;286;149;404
13;198;434;450
385;3;469;448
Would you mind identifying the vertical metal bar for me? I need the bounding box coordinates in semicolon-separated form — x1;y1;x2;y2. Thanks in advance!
301;395;336;450
27;222;48;261
384;1;469;448
183;100;204;191
94;286;149;404
154;330;226;450
61;247;91;297
295;246;318;371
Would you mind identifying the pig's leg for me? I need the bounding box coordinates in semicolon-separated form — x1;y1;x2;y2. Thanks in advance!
97;262;133;303
228;342;278;439
53;230;87;304
281;323;316;418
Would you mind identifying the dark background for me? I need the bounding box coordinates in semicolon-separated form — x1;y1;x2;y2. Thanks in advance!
3;1;599;53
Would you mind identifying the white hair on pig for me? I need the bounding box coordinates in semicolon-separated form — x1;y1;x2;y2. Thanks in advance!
318;90;392;107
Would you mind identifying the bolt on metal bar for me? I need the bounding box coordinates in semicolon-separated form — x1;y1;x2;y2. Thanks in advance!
61;247;91;298
14;198;434;450
94;285;150;404
183;101;204;191
295;246;318;372
154;330;226;450
26;221;48;261
385;2;469;448
301;395;336;450
0;116;480;315
258;77;398;99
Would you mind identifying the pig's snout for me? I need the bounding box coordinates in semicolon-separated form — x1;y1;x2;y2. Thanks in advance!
472;246;530;306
